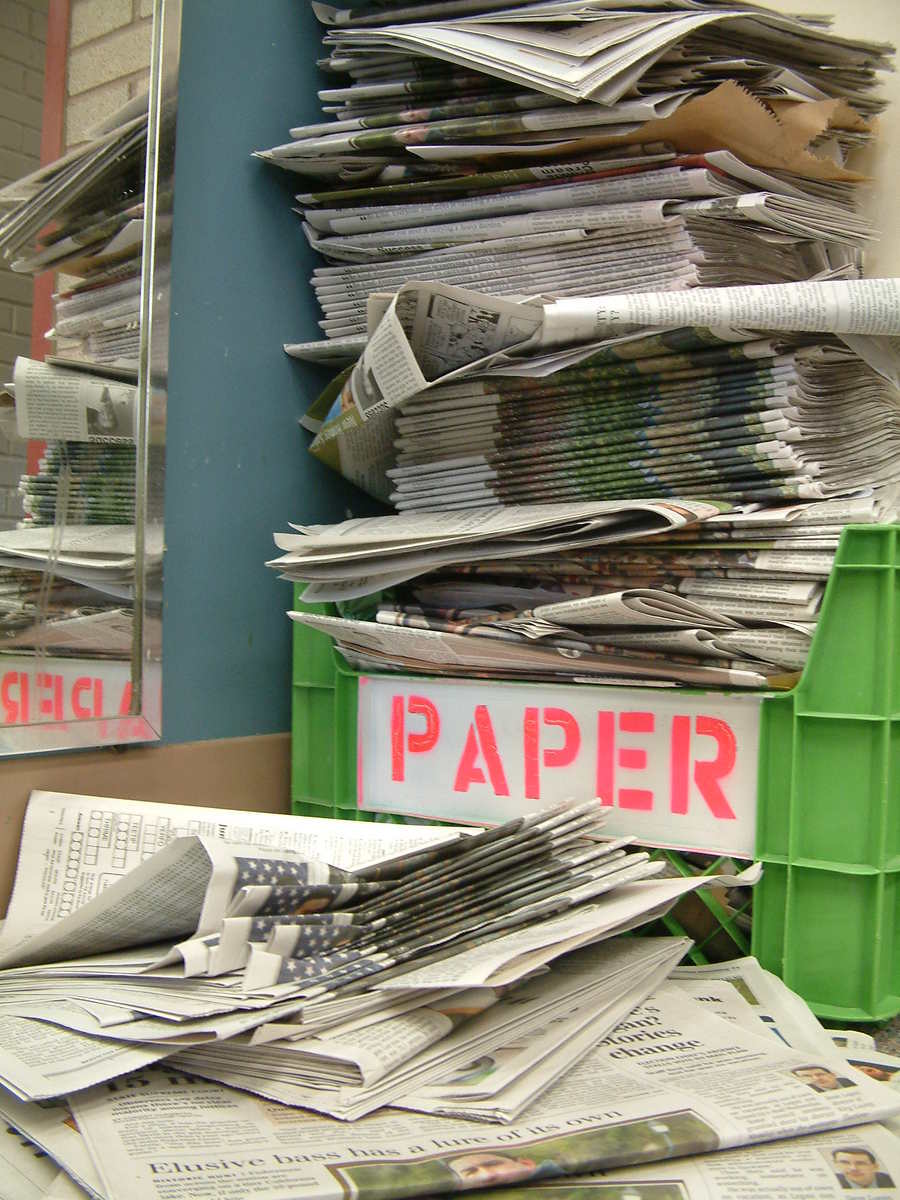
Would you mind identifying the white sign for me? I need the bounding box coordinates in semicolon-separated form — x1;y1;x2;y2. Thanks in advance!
357;675;763;856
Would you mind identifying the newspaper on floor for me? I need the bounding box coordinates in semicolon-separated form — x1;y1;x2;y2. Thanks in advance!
668;955;840;1060
384;938;689;1123
0;1013;171;1102
0;1093;106;1200
0;790;469;968
0;794;760;1103
0;1118;76;1200
172;937;687;1120
0;830;375;973
516;1123;900;1198
68;984;900;1200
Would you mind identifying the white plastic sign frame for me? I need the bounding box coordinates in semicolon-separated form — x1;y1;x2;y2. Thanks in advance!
357;675;763;856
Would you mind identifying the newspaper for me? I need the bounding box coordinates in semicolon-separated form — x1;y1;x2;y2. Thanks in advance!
68;985;900;1200
0;1119;75;1200
0;797;759;1107
390;938;688;1123
0;115;147;258
270;499;728;600
669;956;839;1060
290;612;782;689
0;791;468;967
174;937;686;1120
533;1124;900;1197
11;358;136;444
0;527;162;600
333;279;900;420
0;1013;170;1102
0;1092;106;1199
319;9;891;106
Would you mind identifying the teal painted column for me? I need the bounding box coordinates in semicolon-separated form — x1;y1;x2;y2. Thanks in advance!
163;0;372;741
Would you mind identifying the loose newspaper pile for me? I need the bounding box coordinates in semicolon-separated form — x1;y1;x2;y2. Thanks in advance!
0;791;898;1200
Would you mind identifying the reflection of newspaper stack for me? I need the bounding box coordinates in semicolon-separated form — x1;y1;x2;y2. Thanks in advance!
19;444;137;529
0;107;151;377
11;359;136;445
0;526;161;601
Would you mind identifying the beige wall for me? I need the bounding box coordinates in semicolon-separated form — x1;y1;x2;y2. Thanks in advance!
65;0;152;148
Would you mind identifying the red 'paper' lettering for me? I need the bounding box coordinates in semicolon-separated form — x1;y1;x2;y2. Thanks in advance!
693;715;738;819
453;704;510;796
523;706;581;799
391;694;441;781
670;714;692;814
617;711;654;811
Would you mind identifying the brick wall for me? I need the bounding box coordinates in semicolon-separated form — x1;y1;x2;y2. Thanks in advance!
0;0;48;526
66;0;152;148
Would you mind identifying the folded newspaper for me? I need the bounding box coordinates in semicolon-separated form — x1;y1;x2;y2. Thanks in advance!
0;792;753;1110
304;279;900;503
323;277;900;419
65;984;900;1200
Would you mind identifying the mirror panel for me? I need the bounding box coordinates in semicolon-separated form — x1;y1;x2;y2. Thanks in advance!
0;0;179;752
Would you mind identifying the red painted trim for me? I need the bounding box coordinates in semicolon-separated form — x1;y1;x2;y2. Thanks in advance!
28;0;70;472
38;0;69;168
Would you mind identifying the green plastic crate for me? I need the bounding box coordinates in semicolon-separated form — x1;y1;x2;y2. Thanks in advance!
291;524;900;1023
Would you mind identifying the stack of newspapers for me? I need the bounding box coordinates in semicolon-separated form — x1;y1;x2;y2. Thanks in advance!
7;355;139;534
286;498;887;687
272;279;900;688
255;0;892;364
0;97;152;371
0;93;167;658
0;792;899;1200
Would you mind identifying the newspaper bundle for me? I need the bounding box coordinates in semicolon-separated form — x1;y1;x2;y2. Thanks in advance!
307;495;891;682
0;792;753;1108
0;794;897;1199
269;276;900;688
62;983;900;1200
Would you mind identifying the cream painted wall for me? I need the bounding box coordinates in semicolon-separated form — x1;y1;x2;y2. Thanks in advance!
766;0;899;275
